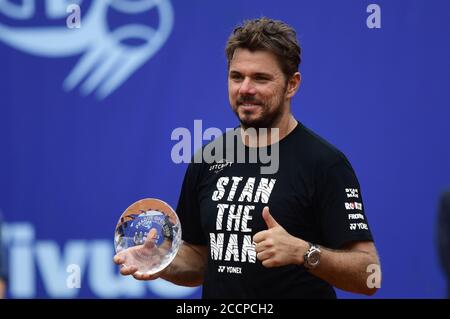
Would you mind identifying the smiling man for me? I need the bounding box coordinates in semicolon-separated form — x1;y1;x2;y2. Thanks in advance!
114;17;381;298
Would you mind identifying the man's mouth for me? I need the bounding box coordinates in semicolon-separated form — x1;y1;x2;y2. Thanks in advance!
238;100;262;107
238;104;261;112
240;103;260;107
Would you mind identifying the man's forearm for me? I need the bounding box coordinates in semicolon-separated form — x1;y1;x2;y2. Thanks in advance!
308;246;380;295
0;280;5;299
159;242;207;287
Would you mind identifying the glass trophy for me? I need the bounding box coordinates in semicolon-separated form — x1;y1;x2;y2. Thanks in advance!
114;198;182;275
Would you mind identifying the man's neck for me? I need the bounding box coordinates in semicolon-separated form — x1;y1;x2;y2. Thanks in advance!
240;114;298;147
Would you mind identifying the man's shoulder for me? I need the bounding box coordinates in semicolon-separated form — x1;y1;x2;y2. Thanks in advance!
441;188;450;206
443;187;450;197
293;123;349;168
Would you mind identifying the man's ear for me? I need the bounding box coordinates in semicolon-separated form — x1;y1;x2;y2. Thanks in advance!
286;72;301;98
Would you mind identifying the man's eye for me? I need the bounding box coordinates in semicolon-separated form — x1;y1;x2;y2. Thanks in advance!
255;76;269;82
230;74;243;81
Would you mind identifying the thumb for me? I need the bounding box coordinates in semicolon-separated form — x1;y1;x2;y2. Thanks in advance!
262;206;279;229
143;228;158;250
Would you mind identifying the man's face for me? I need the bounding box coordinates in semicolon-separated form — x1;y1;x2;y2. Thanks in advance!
228;48;288;129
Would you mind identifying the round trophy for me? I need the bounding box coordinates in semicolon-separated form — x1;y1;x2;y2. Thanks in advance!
114;198;182;275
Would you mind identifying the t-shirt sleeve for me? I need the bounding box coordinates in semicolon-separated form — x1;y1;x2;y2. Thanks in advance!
437;190;450;275
0;218;8;282
315;157;374;249
176;162;207;246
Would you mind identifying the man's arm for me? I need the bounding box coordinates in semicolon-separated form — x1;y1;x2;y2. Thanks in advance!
308;241;380;296
254;207;381;296
158;242;207;286
0;279;5;299
114;240;208;287
438;190;450;276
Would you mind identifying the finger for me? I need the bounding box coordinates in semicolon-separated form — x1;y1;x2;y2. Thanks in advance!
255;240;271;253
262;259;276;268
136;273;159;281
143;228;158;250
262;206;279;229
132;272;145;280
120;264;138;276
113;251;129;265
113;254;124;265
257;250;273;261
253;230;268;244
133;271;159;281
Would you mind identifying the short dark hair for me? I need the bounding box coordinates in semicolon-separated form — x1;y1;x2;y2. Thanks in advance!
225;17;301;79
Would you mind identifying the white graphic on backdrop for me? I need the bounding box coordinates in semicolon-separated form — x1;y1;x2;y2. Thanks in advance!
0;0;174;99
2;222;196;298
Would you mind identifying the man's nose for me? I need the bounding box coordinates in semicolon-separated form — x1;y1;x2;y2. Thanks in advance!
239;77;256;95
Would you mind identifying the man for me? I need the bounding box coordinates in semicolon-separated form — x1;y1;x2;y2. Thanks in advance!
437;188;450;298
114;17;381;298
0;212;7;299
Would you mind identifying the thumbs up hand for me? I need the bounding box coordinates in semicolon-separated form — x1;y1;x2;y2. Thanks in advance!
253;207;309;268
261;206;279;229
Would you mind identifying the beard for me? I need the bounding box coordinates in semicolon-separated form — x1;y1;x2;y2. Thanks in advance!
233;87;287;130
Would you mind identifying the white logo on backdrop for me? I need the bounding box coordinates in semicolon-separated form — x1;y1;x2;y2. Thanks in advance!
2;222;198;298
0;0;174;99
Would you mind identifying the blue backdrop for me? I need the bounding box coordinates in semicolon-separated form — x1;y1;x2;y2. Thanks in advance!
1;0;449;298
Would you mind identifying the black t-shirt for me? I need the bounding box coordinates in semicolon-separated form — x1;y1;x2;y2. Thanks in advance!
176;122;373;299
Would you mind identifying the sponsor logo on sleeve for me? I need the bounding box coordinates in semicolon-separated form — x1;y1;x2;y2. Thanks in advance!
345;188;359;198
348;213;365;220
349;223;368;230
345;202;363;211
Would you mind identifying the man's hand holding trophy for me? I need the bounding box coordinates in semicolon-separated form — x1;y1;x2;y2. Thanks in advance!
113;198;182;280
